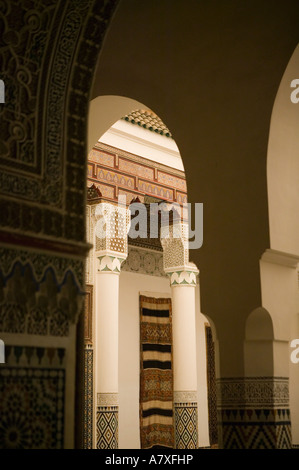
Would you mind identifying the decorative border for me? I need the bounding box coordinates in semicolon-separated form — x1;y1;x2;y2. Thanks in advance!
93;142;186;179
97;255;126;273
83;348;93;449
97;392;119;407
88;142;187;208
205;325;218;446
173;390;197;404
217;377;289;409
84;285;93;344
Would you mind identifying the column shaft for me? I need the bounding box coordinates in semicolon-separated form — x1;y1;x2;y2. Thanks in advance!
95;271;120;449
171;283;198;449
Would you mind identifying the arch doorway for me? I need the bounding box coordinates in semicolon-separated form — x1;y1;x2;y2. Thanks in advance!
83;96;216;449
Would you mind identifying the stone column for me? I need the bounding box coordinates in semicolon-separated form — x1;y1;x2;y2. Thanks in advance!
93;200;129;449
161;223;199;449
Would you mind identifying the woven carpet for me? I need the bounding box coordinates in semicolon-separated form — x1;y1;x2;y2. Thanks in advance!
139;295;174;449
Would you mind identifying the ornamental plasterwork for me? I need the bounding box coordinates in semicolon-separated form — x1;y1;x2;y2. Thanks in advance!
97;392;119;407
85;205;95;284
167;268;198;286
160;222;199;284
97;255;126;273
174;390;198;404
161;222;189;270
121;247;166;277
94;201;130;258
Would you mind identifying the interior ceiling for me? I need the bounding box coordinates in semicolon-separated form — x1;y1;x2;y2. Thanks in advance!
91;0;299;335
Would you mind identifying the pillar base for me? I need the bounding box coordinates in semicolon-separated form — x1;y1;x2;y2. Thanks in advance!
96;393;119;449
217;377;292;449
174;391;198;449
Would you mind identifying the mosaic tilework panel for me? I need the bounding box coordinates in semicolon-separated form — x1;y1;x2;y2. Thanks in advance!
0;345;66;449
96;407;118;449
0;367;65;449
217;377;292;449
205;325;218;446
0;248;85;337
83;348;93;449
174;404;198;449
219;409;292;449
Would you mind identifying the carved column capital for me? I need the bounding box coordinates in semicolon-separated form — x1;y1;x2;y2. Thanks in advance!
160;222;199;285
93;201;130;272
165;264;199;286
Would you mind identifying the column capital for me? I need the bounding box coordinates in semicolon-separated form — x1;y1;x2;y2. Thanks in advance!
165;263;199;286
97;254;127;273
160;222;199;284
93;200;130;269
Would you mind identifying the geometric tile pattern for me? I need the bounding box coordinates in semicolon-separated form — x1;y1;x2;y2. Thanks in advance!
217;377;292;449
174;403;198;449
218;409;292;449
96;406;118;449
205;325;218;447
83;348;93;449
0;257;84;336
0;367;65;449
0;345;66;449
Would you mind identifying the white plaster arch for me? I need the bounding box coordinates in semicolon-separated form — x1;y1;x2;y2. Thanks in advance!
267;43;299;256
88;95;152;151
244;307;274;376
245;307;274;341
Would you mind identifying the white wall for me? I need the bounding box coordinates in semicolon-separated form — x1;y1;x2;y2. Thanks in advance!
118;270;210;449
100;119;184;171
118;271;171;449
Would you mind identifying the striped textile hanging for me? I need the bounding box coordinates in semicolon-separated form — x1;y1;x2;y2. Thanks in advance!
139;295;174;449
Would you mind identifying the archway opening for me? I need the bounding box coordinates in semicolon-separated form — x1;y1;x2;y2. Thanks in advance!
82;96;214;449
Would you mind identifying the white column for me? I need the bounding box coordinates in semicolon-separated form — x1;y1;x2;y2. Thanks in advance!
96;270;119;395
161;221;199;449
93;200;129;449
95;258;123;449
171;280;198;394
167;267;199;449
